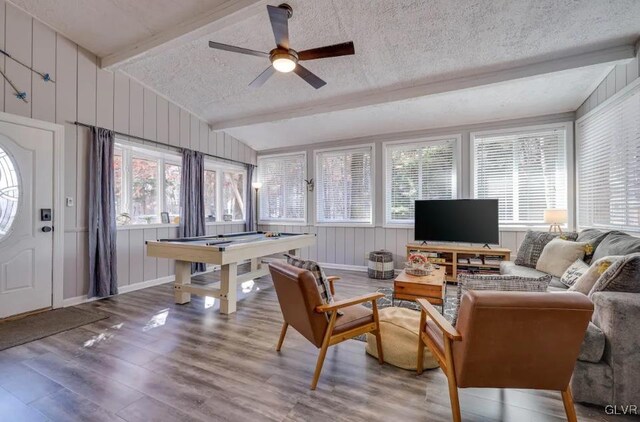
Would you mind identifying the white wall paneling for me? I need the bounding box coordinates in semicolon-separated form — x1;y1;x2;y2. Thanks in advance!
576;43;639;118
0;1;257;300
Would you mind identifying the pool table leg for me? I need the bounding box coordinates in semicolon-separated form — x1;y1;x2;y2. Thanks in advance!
174;260;192;304
220;262;238;314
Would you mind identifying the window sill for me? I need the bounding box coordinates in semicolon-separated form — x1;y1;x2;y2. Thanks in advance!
205;221;246;226
259;220;308;226
498;225;572;232
117;223;179;231
315;222;375;228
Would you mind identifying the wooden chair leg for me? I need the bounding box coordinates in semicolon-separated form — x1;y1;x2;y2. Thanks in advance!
276;322;288;351
444;338;461;422
311;312;337;390
561;387;578;422
417;309;427;374
372;300;384;364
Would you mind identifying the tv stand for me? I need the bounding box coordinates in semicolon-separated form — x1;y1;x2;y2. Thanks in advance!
482;244;491;249
406;243;511;283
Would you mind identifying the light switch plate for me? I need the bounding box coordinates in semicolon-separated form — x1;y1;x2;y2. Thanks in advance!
66;197;74;207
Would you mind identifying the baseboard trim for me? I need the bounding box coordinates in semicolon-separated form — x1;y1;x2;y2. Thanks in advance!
61;275;175;308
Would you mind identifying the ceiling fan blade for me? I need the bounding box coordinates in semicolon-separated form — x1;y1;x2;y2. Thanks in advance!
267;5;289;49
298;42;355;61
249;66;276;88
209;41;269;58
293;64;326;89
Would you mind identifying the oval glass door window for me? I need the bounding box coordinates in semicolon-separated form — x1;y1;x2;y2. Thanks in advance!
0;146;19;238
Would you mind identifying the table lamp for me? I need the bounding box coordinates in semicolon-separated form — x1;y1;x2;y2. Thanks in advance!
544;209;567;233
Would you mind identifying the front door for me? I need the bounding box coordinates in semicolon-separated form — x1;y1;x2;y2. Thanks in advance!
0;120;54;318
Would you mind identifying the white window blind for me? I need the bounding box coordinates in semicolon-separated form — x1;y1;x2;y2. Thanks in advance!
472;127;567;225
385;139;457;224
257;153;306;222
577;84;640;232
316;146;373;224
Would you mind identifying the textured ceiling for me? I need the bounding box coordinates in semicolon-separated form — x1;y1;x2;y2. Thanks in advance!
8;0;232;56
225;64;612;150
118;0;640;127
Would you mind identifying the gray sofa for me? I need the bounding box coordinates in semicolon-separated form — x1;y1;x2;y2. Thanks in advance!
500;229;640;407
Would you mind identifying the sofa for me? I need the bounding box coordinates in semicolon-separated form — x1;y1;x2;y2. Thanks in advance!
500;229;640;407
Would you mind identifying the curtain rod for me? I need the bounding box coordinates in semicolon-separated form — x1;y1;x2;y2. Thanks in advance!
72;121;255;168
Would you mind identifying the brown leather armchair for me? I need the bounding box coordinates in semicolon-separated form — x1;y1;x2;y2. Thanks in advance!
417;290;593;422
269;261;385;390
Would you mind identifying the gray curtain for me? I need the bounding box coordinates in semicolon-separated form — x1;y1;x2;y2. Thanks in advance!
88;127;118;298
180;149;206;273
246;165;255;232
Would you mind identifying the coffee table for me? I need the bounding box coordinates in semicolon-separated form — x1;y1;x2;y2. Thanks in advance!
393;267;446;305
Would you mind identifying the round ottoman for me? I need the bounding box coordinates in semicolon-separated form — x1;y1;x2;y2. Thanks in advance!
366;306;439;371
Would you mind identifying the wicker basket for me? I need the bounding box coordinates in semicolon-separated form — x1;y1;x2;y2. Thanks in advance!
368;250;395;279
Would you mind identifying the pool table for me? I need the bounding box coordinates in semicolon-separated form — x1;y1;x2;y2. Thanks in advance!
146;231;316;314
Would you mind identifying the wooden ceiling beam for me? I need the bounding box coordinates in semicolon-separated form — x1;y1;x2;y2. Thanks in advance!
100;0;263;69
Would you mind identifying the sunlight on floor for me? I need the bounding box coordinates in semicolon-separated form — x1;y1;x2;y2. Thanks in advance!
143;309;169;331
204;296;216;309
82;322;124;348
241;280;255;293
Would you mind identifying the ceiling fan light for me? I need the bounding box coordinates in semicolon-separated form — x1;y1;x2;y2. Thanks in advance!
272;57;296;73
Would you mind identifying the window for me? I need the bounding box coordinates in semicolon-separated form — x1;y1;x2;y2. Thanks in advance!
385;138;458;224
114;141;181;225
0;145;19;238
472;126;567;226
577;84;640;232
202;162;247;223
164;163;181;217
315;146;373;224
222;170;245;221
203;169;217;221
257;153;306;222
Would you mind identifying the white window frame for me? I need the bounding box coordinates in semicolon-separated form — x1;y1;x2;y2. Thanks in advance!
576;78;640;234
115;138;182;227
314;143;375;227
382;135;462;228
205;159;248;224
470;122;574;230
257;151;307;225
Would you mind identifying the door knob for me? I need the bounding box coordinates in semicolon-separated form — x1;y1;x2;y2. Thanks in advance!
41;226;53;233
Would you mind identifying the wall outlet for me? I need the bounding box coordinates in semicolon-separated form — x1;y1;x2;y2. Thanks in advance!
66;197;74;207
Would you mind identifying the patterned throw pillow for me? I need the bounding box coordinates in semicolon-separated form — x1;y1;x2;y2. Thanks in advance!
284;254;342;318
515;231;578;268
560;259;589;288
568;256;621;295
589;253;640;296
450;273;551;326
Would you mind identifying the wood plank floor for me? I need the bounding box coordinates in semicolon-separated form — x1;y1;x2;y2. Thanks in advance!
0;268;632;421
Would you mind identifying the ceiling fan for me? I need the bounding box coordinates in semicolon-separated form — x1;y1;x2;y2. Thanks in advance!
208;3;355;89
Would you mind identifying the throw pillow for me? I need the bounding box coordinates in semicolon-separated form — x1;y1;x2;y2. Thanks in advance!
560;259;589;288
591;232;640;262
589;253;640;296
568;256;621;295
536;239;588;278
514;230;578;268
450;273;551;326
577;229;623;264
284;254;342;318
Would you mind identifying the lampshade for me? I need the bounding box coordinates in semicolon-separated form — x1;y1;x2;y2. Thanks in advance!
252;182;263;189
544;209;567;224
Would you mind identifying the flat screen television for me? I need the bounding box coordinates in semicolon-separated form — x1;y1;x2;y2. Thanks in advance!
414;199;499;245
